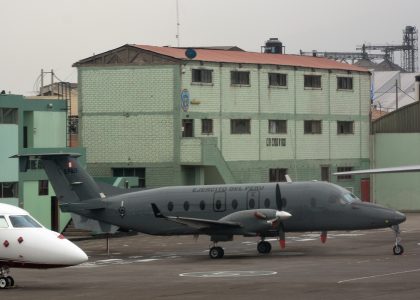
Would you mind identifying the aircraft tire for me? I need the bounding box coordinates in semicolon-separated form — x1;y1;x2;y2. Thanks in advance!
393;244;404;255
257;241;272;254
0;277;8;289
209;246;224;259
6;276;14;287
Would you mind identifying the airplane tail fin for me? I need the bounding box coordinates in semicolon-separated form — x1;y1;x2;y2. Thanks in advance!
12;153;105;203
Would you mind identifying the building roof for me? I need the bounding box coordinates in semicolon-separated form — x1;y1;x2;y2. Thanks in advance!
129;45;369;72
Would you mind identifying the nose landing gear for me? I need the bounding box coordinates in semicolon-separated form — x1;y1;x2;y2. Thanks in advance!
391;225;404;255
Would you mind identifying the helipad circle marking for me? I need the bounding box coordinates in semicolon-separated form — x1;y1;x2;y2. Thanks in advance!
179;271;277;278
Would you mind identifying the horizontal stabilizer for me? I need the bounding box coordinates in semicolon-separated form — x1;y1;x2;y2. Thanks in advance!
60;200;106;212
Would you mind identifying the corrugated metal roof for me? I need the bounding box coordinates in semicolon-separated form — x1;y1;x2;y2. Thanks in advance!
132;45;369;72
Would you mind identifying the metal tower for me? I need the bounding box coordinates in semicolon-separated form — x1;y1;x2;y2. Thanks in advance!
402;26;418;73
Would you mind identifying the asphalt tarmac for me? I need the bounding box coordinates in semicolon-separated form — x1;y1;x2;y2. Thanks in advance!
4;213;420;299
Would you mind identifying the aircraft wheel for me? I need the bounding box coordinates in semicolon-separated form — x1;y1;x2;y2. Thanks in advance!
0;277;8;289
257;241;272;254
393;244;404;255
209;246;224;259
6;276;14;287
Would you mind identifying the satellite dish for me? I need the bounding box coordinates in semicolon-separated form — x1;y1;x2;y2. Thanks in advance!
185;48;197;59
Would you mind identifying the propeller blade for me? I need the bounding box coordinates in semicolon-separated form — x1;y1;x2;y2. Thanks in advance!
278;225;286;249
320;231;327;244
276;184;283;210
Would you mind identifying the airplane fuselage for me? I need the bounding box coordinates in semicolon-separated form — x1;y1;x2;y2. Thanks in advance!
78;181;405;237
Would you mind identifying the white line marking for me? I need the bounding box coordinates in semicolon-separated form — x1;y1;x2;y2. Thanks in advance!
338;268;420;284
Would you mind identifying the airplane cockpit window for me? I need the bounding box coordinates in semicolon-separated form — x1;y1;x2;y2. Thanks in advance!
9;215;42;228
0;216;9;228
340;193;361;204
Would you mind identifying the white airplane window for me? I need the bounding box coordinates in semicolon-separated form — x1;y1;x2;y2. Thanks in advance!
0;216;8;228
9;215;42;228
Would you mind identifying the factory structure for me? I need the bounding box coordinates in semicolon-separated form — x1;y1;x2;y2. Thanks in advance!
301;26;420;113
73;42;371;197
368;75;420;210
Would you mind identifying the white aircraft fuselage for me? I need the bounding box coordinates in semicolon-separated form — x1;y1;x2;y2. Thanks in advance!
0;203;88;288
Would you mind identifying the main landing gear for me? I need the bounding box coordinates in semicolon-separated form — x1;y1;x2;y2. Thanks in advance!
391;225;404;255
257;240;272;254
0;267;14;289
209;245;224;259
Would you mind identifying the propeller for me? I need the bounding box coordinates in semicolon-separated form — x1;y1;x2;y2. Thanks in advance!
275;183;290;249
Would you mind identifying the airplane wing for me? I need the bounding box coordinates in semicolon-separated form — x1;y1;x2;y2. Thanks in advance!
60;199;107;212
151;203;241;230
334;165;420;175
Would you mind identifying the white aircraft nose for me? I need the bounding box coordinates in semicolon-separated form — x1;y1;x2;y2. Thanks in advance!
276;210;292;220
51;234;88;266
67;243;89;265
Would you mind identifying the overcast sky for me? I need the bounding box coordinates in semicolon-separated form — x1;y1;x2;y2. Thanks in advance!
1;0;420;95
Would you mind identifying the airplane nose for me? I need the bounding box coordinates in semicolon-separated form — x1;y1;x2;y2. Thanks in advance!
70;246;89;265
394;211;406;224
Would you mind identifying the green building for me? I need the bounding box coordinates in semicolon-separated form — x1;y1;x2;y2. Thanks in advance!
74;45;371;196
370;99;420;211
0;94;84;230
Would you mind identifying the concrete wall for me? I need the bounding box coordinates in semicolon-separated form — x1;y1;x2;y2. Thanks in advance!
372;133;420;211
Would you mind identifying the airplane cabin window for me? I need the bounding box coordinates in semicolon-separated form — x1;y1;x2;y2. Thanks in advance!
168;202;174;211
264;198;270;208
183;201;190;211
215;200;222;210
199;200;206;210
0;216;8;228
249;198;255;209
232;199;238;209
9;215;42;228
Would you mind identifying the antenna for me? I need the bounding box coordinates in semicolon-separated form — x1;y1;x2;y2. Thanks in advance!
176;0;180;47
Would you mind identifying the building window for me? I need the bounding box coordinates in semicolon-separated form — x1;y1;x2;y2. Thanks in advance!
269;168;288;182
268;73;287;87
38;180;49;196
337;121;354;134
304;120;322;134
321;166;330;182
0;108;18;124
182;119;194;137
337;77;353;90
0;182;18;198
337;167;353;180
112;168;146;188
304;75;322;88
268;120;287;134
192;69;213;84
201;119;213;135
231;71;250;85
231;119;251;134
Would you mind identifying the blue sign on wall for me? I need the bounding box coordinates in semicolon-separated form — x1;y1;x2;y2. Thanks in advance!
181;89;190;112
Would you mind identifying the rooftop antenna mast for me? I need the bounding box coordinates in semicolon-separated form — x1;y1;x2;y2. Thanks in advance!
176;0;180;47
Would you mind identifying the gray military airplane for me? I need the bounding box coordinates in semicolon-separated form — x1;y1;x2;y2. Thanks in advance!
13;153;407;259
